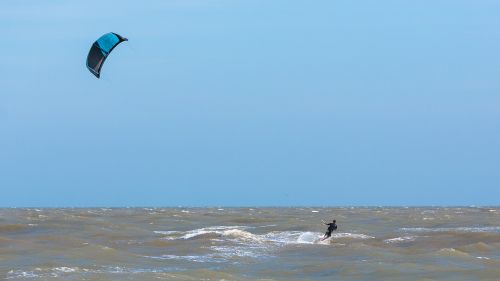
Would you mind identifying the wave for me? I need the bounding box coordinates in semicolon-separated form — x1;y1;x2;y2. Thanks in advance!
458;242;494;253
53;267;77;273
151;224;377;264
435;248;472;258
154;226;374;245
331;233;374;239
180;226;253;240
263;231;321;244
153;230;182;235
6;266;180;279
154;226;259;241
0;224;31;233
400;226;500;233
476;256;491;260
263;231;373;244
384;236;418;243
146;254;221;263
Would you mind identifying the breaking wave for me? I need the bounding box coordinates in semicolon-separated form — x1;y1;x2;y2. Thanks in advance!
154;226;374;245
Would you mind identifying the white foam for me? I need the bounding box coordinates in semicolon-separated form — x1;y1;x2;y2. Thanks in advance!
7;267;78;279
264;231;373;244
384;236;417;243
297;232;319;244
476;256;490;260
264;231;322;244
147;254;219;263
179;225;251;239
158;226;373;246
317;237;339;245
221;229;264;242
210;245;268;258
257;224;277;228
7;266;181;278
330;232;375;239
6;270;39;279
102;266;181;274
154;230;182;235
151;225;374;262
53;267;77;273
400;226;500;233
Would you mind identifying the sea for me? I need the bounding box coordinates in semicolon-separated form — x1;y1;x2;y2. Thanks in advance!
1;207;499;280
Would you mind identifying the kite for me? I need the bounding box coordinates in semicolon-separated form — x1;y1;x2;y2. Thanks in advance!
86;32;127;78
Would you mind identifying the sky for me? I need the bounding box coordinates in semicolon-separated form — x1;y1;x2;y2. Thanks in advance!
1;0;499;207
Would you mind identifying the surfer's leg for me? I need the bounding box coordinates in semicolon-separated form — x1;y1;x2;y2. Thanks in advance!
321;231;331;241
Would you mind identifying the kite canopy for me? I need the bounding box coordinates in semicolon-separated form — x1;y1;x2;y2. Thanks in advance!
86;32;127;78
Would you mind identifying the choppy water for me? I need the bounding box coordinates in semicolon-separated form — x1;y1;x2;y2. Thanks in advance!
1;207;500;280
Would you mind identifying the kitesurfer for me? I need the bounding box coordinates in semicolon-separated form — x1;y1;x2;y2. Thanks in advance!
321;219;337;241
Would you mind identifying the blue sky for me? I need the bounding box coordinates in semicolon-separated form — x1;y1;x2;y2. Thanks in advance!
1;0;499;206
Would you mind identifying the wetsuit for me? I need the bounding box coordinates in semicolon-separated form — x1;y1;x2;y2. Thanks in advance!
324;222;337;238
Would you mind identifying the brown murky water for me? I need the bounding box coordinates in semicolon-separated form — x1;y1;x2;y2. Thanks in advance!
1;207;499;280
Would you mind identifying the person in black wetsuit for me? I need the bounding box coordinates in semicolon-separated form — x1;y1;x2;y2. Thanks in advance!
321;219;337;241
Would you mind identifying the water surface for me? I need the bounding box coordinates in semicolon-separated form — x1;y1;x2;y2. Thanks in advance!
1;207;499;280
